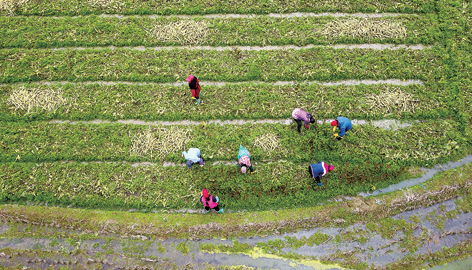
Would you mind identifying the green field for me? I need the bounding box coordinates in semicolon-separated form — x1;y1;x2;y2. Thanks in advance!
0;0;471;268
0;0;470;211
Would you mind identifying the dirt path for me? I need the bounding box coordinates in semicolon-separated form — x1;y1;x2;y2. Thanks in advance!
48;44;431;51
49;118;418;129
35;12;412;19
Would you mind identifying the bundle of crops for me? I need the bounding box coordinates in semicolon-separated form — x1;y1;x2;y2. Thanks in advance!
321;18;407;39
254;133;280;152
130;127;190;159
150;20;211;45
365;89;419;114
87;0;124;11
7;87;67;114
0;0;29;15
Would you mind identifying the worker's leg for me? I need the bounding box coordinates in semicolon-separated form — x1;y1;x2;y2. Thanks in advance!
191;89;197;99
213;205;220;212
294;119;302;133
308;165;313;178
315;176;323;186
194;88;200;99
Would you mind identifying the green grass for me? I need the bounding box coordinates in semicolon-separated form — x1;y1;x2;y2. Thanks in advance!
0;121;466;165
0;0;433;16
0;162;470;239
0;160;407;210
0;83;452;121
0;120;467;211
0;47;443;83
0;15;436;48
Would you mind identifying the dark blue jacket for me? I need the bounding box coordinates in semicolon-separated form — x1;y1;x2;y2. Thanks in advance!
337;116;352;137
309;162;328;178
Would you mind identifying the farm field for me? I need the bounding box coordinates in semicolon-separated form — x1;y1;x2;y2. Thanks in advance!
0;0;470;269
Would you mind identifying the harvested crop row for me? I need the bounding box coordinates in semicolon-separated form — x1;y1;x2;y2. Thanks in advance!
0;0;431;16
0;121;467;167
0;160;418;210
0;47;442;83
0;83;451;121
0;15;436;48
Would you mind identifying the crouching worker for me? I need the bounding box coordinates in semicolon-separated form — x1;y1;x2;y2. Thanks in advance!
292;108;316;134
309;162;334;187
238;145;254;174
200;188;223;213
331;116;352;140
186;74;203;104
182;148;204;168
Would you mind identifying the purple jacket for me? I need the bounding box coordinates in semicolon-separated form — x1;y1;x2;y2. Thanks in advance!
292;108;312;124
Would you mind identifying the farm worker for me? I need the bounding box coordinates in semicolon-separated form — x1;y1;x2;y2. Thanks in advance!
200;188;223;213
182;148;204;168
308;162;334;186
292;108;316;133
331;116;352;140
238;145;254;173
186;74;203;104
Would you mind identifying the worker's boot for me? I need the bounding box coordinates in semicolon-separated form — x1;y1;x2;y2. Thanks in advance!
217;208;224;214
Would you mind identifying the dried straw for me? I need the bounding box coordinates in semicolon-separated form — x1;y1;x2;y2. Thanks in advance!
0;0;30;15
321;18;407;39
150;20;211;45
254;133;280;152
87;0;125;11
130;128;190;159
7;87;67;114
365;89;419;114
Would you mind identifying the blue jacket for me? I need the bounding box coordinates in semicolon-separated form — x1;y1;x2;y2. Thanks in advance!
309;162;328;178
337;117;352;137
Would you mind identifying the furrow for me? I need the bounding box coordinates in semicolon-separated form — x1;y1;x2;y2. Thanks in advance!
49;119;417;130
47;44;431;51
0;79;425;86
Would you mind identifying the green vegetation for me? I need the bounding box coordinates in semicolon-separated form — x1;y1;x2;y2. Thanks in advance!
176;241;190;254
0;121;466;164
0;15;435;48
0;0;432;16
0;47;442;83
0;162;470;239
200;241;252;254
0;83;451;121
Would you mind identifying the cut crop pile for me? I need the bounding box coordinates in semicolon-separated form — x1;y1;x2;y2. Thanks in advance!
365;88;420;115
150;20;211;45
320;18;407;39
0;0;29;15
253;133;280;152
87;0;124;11
131;127;190;159
7;87;67;114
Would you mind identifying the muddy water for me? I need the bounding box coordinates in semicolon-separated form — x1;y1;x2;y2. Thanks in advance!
1;198;470;269
359;155;472;197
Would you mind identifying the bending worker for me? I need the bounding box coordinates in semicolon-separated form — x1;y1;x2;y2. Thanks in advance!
200;188;223;213
238;145;254;174
186;74;203;104
309;162;334;186
182;148;204;168
331;116;352;140
292;108;316;134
